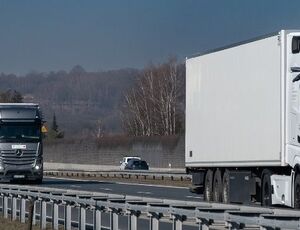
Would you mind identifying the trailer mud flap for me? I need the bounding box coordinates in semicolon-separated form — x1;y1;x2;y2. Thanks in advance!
228;171;255;204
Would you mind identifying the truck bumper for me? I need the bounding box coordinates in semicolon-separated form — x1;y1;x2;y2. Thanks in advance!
0;166;43;181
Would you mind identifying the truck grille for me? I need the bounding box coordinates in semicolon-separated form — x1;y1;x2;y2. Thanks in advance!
1;150;36;166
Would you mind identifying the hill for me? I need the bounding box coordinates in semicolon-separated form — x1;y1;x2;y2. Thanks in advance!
0;66;139;137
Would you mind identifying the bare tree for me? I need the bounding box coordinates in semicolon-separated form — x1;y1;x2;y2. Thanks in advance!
0;89;23;103
122;58;185;136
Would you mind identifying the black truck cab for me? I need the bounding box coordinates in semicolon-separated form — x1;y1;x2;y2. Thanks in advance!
0;103;43;183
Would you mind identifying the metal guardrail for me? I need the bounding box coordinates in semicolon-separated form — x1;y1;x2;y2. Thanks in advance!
0;184;300;229
44;170;191;182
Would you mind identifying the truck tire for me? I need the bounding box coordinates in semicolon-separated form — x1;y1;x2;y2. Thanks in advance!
261;170;272;206
222;170;230;203
294;173;300;209
213;169;222;202
204;169;213;202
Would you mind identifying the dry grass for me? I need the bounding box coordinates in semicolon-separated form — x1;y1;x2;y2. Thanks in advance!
0;218;64;230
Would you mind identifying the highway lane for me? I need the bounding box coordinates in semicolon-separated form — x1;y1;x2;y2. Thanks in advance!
36;177;203;202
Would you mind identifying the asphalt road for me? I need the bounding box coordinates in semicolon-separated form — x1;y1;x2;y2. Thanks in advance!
37;177;203;202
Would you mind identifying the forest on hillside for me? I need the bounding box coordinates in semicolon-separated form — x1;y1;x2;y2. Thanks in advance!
0;66;138;137
0;59;185;138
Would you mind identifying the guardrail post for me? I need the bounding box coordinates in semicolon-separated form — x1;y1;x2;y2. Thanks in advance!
20;197;26;223
79;205;86;230
109;208;119;230
259;227;272;230
149;213;160;230
128;210;140;230
40;200;47;229
197;218;210;230
228;222;242;230
11;196;17;220
93;207;102;230
64;204;72;230
52;202;59;230
172;215;184;230
32;200;37;226
27;199;35;230
3;195;8;218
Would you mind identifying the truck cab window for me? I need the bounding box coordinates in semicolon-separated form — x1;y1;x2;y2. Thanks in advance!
292;36;300;53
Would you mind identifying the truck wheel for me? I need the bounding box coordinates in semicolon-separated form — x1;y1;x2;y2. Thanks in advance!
213;169;222;202
294;173;300;209
261;170;272;206
204;169;213;202
222;170;230;203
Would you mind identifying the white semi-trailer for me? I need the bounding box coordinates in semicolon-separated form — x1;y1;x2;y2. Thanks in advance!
185;30;300;208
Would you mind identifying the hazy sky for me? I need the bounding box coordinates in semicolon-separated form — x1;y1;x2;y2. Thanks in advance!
1;0;300;74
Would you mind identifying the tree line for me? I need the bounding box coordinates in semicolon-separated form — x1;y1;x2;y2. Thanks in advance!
0;89;23;103
0;67;137;136
0;60;185;137
121;58;185;136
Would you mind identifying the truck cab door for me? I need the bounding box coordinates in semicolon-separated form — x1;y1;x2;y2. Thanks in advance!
287;33;300;146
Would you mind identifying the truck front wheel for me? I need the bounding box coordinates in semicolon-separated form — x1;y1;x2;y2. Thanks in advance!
204;169;213;202
294;173;300;209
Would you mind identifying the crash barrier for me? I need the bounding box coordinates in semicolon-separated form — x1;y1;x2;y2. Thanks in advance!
44;170;191;182
0;185;300;230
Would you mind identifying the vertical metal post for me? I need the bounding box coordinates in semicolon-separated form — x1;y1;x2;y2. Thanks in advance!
40;200;47;230
149;213;160;230
11;196;17;220
197;218;209;230
172;216;182;230
32;201;36;226
110;209;119;230
20;198;26;223
259;227;269;230
79;206;86;230
128;212;138;230
3;196;8;218
27;199;35;230
52;202;59;230
228;222;241;230
94;208;102;230
64;204;72;230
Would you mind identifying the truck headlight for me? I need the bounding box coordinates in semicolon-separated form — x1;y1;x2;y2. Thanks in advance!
34;165;40;170
34;159;42;170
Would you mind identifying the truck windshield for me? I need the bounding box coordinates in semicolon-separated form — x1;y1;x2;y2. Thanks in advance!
0;123;41;142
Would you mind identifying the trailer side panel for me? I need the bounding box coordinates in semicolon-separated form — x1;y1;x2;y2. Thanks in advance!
186;35;281;167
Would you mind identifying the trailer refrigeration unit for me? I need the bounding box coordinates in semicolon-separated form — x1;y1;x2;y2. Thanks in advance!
0;103;43;183
185;30;300;208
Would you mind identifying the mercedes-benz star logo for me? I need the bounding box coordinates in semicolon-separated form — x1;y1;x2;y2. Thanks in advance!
16;149;23;157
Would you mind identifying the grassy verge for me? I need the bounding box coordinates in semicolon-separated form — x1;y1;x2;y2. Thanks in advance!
0;217;65;230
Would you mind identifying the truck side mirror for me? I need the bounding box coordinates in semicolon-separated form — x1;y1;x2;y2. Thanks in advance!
293;74;300;83
291;67;300;72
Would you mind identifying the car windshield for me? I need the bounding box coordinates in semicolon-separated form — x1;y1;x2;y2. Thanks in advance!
140;161;147;167
0;123;41;142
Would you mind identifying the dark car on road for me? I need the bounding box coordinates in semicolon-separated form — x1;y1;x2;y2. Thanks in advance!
124;159;149;170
